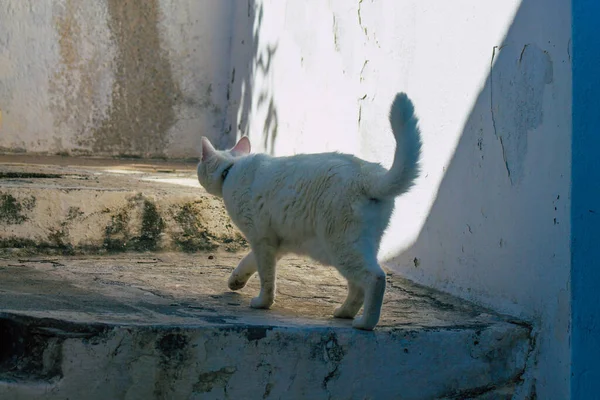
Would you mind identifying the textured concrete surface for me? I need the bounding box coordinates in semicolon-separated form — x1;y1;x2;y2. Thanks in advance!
0;155;247;255
0;0;235;158
0;252;531;399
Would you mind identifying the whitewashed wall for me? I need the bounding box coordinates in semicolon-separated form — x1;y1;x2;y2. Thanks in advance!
233;1;571;398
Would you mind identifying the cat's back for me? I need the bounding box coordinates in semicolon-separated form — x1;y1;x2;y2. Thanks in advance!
225;151;386;205
248;151;386;219
225;151;392;258
253;151;382;192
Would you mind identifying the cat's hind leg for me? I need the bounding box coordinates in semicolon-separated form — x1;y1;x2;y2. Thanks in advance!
333;281;364;319
228;251;258;290
331;244;386;330
249;243;278;309
351;261;386;331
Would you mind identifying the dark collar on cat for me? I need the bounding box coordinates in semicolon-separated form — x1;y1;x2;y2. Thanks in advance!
221;164;234;181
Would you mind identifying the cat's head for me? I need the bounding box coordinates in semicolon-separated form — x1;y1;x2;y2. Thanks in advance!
197;136;251;197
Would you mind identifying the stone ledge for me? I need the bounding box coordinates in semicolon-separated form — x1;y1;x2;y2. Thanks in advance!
0;156;247;254
0;252;532;399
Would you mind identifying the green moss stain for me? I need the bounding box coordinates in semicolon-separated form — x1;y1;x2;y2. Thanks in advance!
131;200;164;251
103;208;130;252
66;206;84;221
103;196;164;252
0;172;62;179
172;202;247;253
0;238;38;249
193;367;236;393
0;194;36;225
0;192;245;254
172;203;219;252
0;236;73;256
47;224;75;255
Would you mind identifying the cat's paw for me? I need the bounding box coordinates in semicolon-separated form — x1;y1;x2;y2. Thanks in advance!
352;316;377;331
333;307;356;319
228;275;247;291
250;296;273;309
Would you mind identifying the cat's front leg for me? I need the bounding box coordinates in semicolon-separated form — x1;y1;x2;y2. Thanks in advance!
334;281;365;319
228;251;258;290
249;243;277;309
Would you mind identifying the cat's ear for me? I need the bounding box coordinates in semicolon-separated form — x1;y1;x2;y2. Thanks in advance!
201;137;217;161
230;136;251;156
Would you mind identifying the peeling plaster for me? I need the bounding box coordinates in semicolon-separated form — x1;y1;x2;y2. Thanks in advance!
332;14;340;52
358;0;367;36
491;43;553;185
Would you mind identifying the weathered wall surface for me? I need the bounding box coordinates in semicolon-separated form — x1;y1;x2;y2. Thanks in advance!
234;0;571;398
0;0;234;158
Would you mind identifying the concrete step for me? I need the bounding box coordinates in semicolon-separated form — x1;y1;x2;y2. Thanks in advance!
0;155;247;255
0;156;532;398
0;252;531;399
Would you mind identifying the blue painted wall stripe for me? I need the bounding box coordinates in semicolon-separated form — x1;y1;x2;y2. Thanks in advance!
571;0;600;397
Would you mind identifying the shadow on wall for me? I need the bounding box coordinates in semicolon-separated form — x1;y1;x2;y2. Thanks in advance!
389;0;567;299
388;0;570;396
227;0;279;154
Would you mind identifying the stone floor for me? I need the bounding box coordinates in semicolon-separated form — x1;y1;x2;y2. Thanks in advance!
0;252;531;399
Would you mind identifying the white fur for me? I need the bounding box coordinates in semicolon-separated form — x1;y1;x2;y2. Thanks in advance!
197;92;422;330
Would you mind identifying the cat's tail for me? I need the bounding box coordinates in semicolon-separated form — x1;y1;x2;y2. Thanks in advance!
368;92;422;199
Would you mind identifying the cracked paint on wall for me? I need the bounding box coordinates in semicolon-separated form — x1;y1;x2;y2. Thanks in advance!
491;43;554;185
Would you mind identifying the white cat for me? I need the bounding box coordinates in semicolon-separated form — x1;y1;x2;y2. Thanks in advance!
197;93;421;330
